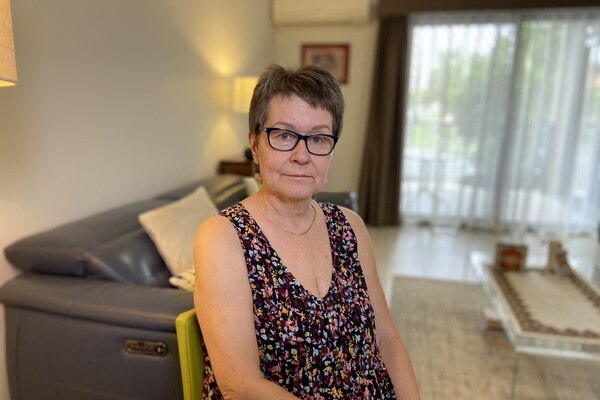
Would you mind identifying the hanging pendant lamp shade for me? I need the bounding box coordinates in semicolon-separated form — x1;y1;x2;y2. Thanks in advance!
0;0;17;87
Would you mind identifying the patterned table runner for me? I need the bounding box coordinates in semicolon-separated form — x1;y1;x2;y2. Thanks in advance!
491;268;600;340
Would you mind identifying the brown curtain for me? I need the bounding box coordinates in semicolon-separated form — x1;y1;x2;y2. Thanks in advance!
358;16;408;226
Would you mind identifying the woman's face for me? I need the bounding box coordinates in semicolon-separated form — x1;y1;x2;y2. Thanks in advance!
250;94;334;202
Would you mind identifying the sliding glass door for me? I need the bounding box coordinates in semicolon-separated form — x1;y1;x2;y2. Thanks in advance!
402;9;600;233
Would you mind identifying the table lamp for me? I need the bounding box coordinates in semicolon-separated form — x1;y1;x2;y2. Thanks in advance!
231;76;258;113
0;0;17;87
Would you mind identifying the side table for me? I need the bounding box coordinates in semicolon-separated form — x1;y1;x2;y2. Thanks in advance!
218;159;253;177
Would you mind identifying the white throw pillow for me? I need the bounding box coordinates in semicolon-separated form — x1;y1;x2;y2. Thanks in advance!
243;176;261;195
138;186;218;278
169;267;195;291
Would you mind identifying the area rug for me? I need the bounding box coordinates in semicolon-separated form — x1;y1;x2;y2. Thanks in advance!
391;277;600;400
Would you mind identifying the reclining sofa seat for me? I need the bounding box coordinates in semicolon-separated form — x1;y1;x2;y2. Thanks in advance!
0;174;358;400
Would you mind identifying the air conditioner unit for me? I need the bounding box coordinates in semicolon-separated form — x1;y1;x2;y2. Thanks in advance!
271;0;373;26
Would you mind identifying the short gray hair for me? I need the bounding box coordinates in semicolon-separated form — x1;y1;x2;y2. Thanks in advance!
248;64;345;137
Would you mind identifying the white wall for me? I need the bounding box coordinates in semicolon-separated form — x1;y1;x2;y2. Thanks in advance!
274;21;378;193
0;1;273;398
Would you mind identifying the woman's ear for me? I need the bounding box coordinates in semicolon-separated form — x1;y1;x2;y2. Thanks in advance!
248;132;259;163
248;132;261;181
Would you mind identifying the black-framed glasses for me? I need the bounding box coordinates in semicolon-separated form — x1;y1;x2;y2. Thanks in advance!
259;127;338;156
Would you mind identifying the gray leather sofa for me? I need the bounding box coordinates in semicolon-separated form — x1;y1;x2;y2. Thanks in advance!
0;174;358;400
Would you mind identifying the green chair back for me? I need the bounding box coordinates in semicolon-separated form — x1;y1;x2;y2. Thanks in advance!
176;309;204;400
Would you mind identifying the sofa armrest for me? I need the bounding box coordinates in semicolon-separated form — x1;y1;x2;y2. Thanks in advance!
0;274;192;399
0;274;192;331
316;191;359;213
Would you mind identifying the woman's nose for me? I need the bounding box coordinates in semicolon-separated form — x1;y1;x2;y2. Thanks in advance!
290;138;311;162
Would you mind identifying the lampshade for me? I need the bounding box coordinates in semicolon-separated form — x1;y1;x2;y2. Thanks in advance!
0;0;17;87
231;76;258;113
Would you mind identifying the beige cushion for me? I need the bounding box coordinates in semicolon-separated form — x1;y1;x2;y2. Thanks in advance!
139;186;218;277
169;267;195;291
244;176;261;195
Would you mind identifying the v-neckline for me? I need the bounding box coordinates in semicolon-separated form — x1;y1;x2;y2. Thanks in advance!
239;203;336;302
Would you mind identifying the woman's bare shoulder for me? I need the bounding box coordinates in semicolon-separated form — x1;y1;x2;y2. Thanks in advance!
336;205;368;234
335;205;375;261
194;213;242;258
194;212;249;299
194;215;243;265
197;213;234;235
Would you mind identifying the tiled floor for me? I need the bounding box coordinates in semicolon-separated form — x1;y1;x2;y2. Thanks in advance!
368;224;600;301
369;224;600;398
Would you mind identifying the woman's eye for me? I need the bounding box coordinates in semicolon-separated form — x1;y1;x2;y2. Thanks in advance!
274;130;293;140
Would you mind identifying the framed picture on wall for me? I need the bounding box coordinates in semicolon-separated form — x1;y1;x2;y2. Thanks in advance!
301;44;349;84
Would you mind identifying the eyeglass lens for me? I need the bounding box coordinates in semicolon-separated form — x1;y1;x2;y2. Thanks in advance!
267;129;335;155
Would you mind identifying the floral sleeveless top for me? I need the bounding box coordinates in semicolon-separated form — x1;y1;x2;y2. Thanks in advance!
202;202;396;399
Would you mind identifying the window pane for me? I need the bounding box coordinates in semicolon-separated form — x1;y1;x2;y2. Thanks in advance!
402;10;600;233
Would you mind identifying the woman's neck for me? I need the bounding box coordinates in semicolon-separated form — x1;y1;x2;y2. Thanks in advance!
258;190;317;236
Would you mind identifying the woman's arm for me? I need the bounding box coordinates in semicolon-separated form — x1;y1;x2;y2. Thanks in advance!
193;215;299;400
342;208;421;400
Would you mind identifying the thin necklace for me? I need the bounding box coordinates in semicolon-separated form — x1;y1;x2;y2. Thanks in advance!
258;191;317;236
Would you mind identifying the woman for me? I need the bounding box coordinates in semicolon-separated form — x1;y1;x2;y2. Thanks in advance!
194;64;420;399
